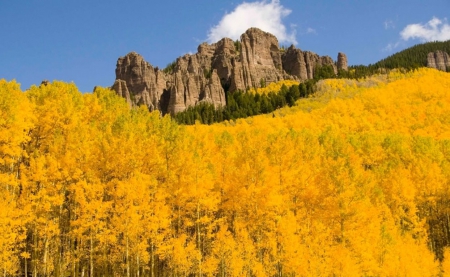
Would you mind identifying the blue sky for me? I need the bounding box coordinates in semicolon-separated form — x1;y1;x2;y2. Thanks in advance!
1;0;449;92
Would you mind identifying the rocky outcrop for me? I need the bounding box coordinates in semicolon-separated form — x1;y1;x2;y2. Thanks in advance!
210;38;237;91
337;52;348;71
113;51;226;115
427;50;450;71
237;28;285;87
111;79;132;107
113;52;170;112
281;46;307;80
112;28;347;114
281;45;338;80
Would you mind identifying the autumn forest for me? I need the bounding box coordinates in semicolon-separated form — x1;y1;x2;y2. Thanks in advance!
2;68;450;276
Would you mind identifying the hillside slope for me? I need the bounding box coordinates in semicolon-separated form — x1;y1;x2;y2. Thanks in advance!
373;40;450;69
347;40;450;78
2;68;450;276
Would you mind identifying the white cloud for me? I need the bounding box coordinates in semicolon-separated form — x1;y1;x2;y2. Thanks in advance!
306;27;316;34
384;20;395;30
207;0;297;45
400;17;450;42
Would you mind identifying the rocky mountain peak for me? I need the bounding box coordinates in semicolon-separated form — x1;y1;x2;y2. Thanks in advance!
112;27;347;114
241;27;282;68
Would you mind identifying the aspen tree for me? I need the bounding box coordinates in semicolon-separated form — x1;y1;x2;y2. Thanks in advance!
0;80;32;276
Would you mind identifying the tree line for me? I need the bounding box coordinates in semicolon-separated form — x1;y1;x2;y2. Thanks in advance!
174;80;315;125
342;40;450;79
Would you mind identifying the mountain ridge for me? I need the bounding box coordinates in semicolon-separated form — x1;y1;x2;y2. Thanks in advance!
375;40;450;69
112;27;348;115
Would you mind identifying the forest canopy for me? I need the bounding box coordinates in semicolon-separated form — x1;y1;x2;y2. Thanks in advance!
343;40;450;78
1;68;450;276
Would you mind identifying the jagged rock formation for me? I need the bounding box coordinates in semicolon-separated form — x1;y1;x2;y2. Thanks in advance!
113;50;227;115
232;28;286;90
112;52;171;112
337;52;348;71
427;50;450;71
112;28;347;114
281;46;345;80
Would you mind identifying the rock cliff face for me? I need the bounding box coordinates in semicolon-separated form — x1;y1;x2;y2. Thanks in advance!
427;50;450;71
234;28;286;89
112;28;347;114
337;52;348;71
112;51;226;115
112;52;169;111
281;46;346;80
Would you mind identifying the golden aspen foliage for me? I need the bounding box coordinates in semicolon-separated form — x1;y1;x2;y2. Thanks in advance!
2;68;450;276
248;79;299;95
0;80;33;276
443;248;450;277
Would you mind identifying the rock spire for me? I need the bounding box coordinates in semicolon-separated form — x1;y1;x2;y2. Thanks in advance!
427;50;450;72
112;28;348;114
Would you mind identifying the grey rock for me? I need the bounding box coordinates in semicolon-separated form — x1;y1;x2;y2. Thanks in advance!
112;28;347;114
427;50;450;71
281;46;339;80
337;52;348;71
